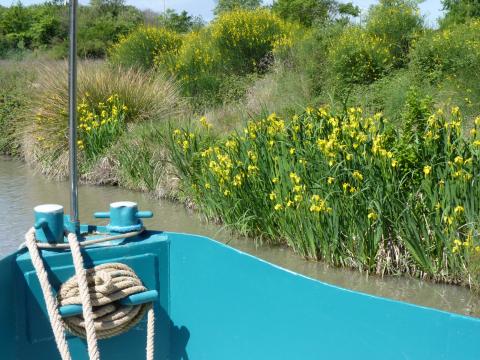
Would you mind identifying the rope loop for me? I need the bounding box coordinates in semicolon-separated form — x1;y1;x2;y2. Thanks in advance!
25;227;155;360
58;262;152;340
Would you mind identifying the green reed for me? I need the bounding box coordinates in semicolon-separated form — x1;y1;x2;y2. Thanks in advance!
169;107;480;287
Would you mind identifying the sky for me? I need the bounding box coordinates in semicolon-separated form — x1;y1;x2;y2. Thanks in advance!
0;0;445;26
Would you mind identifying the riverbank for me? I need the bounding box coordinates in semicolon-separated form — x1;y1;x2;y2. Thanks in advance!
3;91;480;291
2;156;480;317
1;8;480;290
2;59;480;290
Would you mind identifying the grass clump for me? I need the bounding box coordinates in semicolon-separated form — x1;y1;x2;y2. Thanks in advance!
169;106;480;287
109;122;180;198
22;61;184;178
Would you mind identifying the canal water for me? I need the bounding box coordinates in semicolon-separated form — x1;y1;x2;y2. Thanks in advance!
1;156;479;317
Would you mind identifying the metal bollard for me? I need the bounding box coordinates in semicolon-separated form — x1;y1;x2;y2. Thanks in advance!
34;204;65;243
94;201;153;233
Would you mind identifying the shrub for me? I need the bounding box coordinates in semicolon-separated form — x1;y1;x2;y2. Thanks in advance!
328;26;393;86
22;62;184;178
272;0;346;27
109;26;182;70
170;9;293;106
409;20;480;83
169;106;480;286
366;0;424;67
210;9;289;74
171;29;224;106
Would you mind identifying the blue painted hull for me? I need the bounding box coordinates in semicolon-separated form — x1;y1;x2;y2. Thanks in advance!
1;230;479;359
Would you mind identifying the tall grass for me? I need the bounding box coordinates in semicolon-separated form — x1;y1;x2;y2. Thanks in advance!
0;61;36;155
109;122;180;199
20;61;185;178
169;106;480;287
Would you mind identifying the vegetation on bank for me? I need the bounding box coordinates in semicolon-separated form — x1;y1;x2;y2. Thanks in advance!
22;62;184;180
1;0;480;288
170;107;480;286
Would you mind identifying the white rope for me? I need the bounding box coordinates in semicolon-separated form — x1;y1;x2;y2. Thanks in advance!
25;228;156;360
58;263;152;339
25;228;72;360
146;307;155;360
67;232;100;360
18;228;144;250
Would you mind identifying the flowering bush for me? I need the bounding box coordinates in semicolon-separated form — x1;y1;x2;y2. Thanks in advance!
170;106;480;286
168;29;223;102
328;27;393;86
366;0;423;67
210;9;289;74
109;27;182;70
410;20;480;83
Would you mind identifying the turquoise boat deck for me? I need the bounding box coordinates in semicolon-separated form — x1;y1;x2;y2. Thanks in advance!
1;230;479;359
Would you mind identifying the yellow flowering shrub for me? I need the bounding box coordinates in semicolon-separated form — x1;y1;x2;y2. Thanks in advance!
410;20;480;82
210;9;290;74
109;27;182;70
170;29;224;101
366;0;423;67
328;26;393;85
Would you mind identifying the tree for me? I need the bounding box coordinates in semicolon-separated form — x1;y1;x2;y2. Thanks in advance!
272;0;359;27
77;2;143;58
441;0;480;26
158;9;204;33
214;0;262;16
0;2;33;49
90;0;126;16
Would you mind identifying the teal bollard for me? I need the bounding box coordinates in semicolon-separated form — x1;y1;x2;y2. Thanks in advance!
94;201;153;233
33;204;65;243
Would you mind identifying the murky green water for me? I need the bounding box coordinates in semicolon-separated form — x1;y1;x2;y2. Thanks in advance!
1;156;479;317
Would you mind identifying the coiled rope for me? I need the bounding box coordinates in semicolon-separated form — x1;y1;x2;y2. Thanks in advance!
24;228;155;360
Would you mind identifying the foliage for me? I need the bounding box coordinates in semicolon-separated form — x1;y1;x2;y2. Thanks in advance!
152;9;293;107
214;0;262;16
409;20;480;83
22;62;183;177
111;122;178;197
158;9;204;33
0;0;142;59
441;0;480;26
169;107;480;286
77;93;128;161
272;0;359;27
170;29;224;105
327;26;393;86
210;8;289;74
76;2;143;58
110;26;182;70
366;0;424;67
0;61;35;155
0;2;33;51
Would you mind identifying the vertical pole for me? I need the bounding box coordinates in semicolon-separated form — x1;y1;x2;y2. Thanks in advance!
68;0;79;229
